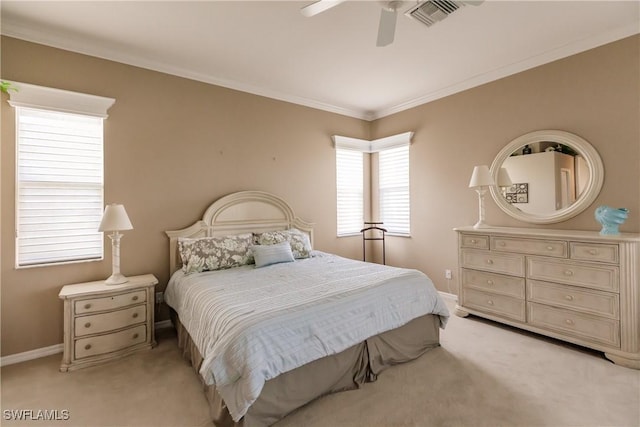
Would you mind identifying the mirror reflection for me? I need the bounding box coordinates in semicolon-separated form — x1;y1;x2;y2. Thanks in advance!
498;142;590;215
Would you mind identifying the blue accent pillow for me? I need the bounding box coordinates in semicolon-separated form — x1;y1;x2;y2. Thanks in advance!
252;242;295;268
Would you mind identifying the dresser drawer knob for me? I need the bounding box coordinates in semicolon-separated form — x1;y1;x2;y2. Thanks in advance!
84;303;92;310
498;242;506;247
565;319;574;326
546;246;554;251
565;295;574;301
132;333;139;340
487;300;494;306
588;249;598;255
564;270;574;276
132;313;139;319
84;322;91;328
84;344;92;350
132;295;139;301
470;239;477;244
486;280;494;286
486;259;494;265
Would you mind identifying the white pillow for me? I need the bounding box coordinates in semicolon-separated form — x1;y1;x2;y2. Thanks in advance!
252;242;295;268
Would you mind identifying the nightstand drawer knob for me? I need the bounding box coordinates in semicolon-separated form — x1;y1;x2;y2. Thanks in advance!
564;270;574;276
84;322;91;328
565;295;574;301
499;242;506;247
487;300;494;306
565;319;574;326
546;246;554;251
486;259;494;265
132;333;139;340
132;313;139;319
84;303;92;309
132;296;139;301
85;344;92;350
470;239;477;244
589;249;598;255
486;280;494;285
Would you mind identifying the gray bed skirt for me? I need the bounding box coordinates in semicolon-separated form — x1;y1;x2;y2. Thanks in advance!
170;310;441;427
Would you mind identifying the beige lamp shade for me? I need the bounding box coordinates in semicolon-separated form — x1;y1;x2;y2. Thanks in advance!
469;165;494;188
497;167;513;187
98;204;133;232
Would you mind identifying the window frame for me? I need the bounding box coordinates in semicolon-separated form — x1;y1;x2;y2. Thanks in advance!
8;82;115;268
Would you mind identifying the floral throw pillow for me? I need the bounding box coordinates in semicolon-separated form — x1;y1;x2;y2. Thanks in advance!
178;233;254;275
255;228;312;259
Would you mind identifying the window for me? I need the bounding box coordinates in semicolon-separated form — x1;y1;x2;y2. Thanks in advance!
9;82;114;267
335;148;364;236
378;145;410;235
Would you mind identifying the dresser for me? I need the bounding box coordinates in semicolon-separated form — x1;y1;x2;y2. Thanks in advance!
59;274;158;372
454;226;640;369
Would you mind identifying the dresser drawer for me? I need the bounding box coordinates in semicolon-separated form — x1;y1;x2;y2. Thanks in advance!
570;242;619;264
492;237;567;258
461;288;525;322
461;249;525;277
75;324;147;359
527;280;619;319
460;234;489;250
75;290;146;314
527;302;620;348
461;268;525;299
527;258;619;292
75;305;147;337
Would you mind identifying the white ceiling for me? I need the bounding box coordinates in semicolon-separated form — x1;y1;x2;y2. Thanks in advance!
1;1;638;120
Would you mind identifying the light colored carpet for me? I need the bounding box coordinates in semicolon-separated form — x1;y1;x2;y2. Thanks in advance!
2;298;638;427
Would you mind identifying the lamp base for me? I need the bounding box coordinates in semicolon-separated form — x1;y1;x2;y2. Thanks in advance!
473;221;491;229
104;273;129;285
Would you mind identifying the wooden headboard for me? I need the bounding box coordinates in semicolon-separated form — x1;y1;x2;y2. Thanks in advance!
165;191;314;275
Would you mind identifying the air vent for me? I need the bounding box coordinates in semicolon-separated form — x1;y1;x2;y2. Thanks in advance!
405;0;464;27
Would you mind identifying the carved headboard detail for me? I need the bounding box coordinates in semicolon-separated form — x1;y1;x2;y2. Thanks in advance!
165;191;314;275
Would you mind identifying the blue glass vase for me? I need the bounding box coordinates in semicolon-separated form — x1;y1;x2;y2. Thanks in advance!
595;206;628;235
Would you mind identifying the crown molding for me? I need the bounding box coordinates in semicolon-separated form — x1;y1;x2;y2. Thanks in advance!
3;19;638;123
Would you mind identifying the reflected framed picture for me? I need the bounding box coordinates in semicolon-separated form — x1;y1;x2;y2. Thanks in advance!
505;183;528;204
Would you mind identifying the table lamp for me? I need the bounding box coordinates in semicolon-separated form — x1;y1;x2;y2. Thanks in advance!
99;204;133;285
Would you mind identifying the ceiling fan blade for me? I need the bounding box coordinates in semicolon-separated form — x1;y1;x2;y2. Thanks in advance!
376;7;397;47
300;0;347;17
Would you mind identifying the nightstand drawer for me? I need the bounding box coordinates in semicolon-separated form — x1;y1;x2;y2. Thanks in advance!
462;288;525;322
461;268;525;299
460;234;489;250
75;290;146;314
491;237;567;258
527;280;619;319
461;249;525;277
527;257;619;292
75;305;147;337
527;302;620;348
570;242;619;264
75;324;147;359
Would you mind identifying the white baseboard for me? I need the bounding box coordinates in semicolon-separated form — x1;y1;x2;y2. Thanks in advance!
438;291;458;303
0;343;63;367
1;320;175;367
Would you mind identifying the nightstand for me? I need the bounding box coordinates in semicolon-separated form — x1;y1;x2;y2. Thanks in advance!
58;274;158;372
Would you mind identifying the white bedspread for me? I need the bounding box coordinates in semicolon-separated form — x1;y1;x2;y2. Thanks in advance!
165;252;449;421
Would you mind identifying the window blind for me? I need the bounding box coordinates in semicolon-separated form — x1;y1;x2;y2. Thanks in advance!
379;145;410;236
336;148;363;236
16;107;104;266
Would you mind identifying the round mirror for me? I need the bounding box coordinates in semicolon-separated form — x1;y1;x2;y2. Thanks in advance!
489;130;604;224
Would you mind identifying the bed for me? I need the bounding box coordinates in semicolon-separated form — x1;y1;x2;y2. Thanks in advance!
164;191;449;427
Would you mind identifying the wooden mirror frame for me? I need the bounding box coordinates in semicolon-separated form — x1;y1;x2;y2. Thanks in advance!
489;130;604;224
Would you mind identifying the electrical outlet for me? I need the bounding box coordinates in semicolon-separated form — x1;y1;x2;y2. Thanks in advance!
445;269;452;279
155;292;164;304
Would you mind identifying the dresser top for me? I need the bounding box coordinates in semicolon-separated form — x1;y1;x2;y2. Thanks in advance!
59;274;158;299
454;226;640;243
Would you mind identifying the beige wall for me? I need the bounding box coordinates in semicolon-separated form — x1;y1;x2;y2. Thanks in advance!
1;35;638;356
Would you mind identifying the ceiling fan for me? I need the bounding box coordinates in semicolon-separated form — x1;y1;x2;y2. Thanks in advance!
301;0;484;47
